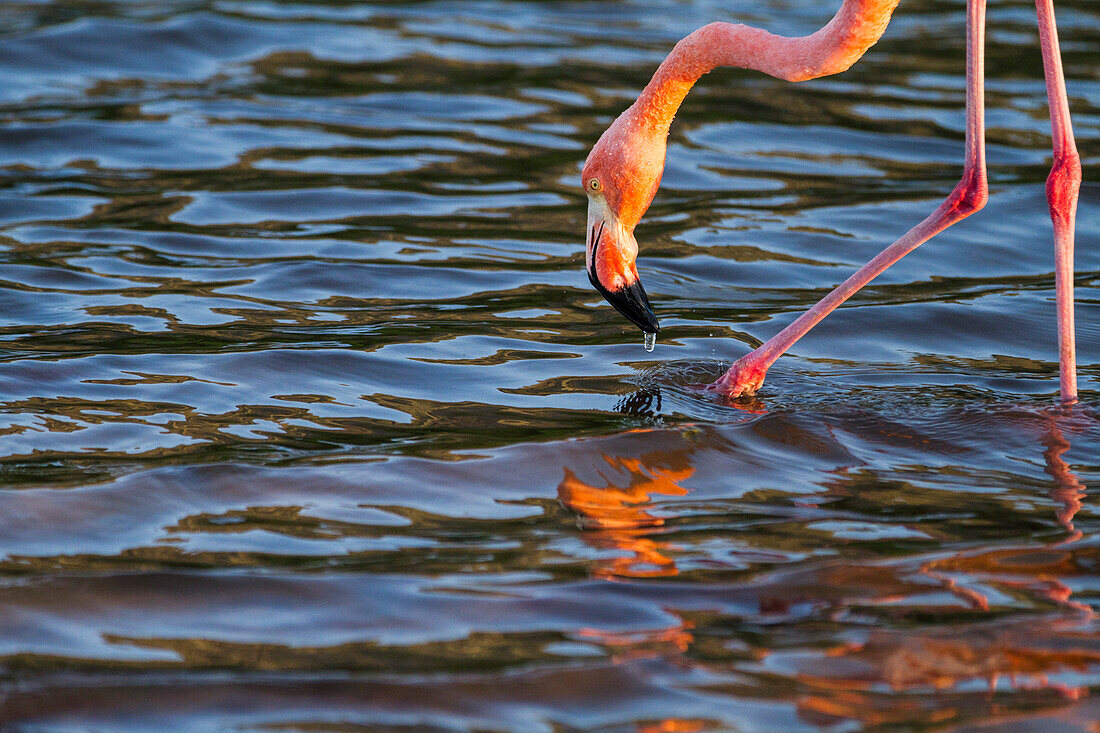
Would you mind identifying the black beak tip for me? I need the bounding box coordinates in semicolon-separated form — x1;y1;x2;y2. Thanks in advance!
621;307;661;336
589;268;661;335
639;312;660;335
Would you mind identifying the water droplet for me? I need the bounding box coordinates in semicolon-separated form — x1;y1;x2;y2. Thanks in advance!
643;332;656;352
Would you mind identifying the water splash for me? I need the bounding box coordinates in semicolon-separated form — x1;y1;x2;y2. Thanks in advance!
644;332;656;352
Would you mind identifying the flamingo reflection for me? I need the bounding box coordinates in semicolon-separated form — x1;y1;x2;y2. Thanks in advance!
558;448;693;579
1044;420;1087;543
564;392;1094;726
797;412;1094;726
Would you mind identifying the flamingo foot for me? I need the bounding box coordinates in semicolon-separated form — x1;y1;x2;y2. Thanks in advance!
708;356;768;398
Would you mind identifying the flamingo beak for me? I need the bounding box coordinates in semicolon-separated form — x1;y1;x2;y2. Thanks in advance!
585;199;660;335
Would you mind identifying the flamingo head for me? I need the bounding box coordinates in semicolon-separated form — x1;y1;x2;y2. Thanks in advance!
581;115;665;335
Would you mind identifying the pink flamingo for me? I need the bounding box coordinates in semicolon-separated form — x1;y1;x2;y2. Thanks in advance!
583;0;1081;403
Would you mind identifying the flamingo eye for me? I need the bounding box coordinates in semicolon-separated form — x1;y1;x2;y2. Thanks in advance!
588;178;602;193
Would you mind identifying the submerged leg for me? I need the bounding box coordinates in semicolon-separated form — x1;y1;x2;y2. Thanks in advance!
1035;0;1081;404
711;0;988;398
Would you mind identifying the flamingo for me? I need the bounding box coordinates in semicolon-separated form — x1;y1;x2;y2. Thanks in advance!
582;0;1082;403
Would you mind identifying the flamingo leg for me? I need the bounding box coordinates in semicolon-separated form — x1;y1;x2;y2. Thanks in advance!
711;0;989;398
1035;0;1081;404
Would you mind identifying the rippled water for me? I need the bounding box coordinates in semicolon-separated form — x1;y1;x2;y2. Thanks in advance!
1;0;1099;729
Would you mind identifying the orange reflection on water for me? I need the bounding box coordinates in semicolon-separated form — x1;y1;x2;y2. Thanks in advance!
1044;423;1087;541
797;622;1099;727
797;416;1094;727
558;449;693;579
636;718;708;733
577;617;696;661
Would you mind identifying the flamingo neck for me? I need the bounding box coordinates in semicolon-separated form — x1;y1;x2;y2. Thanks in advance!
629;0;901;135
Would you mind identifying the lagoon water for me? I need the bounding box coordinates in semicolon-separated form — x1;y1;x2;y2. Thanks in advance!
1;0;1099;729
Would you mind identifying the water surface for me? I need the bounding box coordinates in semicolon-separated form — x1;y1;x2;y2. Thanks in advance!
2;0;1099;730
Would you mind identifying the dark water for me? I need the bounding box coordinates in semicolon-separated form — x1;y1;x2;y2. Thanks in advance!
1;0;1099;729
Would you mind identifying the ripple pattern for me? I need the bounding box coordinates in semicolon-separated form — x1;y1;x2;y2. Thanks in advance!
1;1;1099;730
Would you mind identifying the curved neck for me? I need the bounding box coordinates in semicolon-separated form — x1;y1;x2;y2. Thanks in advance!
630;0;901;134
